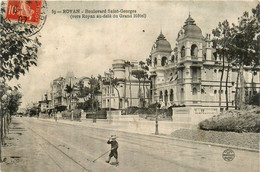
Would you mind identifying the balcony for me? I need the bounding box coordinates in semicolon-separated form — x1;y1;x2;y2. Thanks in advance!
192;78;201;84
191;56;198;60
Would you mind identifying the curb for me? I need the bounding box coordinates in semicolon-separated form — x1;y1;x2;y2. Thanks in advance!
30;117;259;153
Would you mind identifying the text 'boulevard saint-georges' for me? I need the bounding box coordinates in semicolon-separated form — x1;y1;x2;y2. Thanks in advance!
58;8;146;19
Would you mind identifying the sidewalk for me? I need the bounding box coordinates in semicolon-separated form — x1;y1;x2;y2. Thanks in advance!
36;117;192;136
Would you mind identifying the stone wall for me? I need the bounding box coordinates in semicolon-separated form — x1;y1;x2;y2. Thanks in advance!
172;107;220;126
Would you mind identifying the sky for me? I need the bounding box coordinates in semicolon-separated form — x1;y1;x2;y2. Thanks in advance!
7;0;259;108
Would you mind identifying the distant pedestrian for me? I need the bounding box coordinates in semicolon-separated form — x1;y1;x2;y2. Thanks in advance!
54;109;57;122
106;135;119;164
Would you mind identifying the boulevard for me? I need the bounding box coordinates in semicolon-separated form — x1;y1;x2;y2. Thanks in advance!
1;117;259;172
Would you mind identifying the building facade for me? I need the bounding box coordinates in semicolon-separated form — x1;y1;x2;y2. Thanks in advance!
50;72;80;110
149;15;260;108
101;59;150;109
38;92;52;112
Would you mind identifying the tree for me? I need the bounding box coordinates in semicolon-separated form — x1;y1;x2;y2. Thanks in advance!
139;61;149;107
124;61;134;107
76;80;90;102
64;83;74;110
0;81;22;161
97;74;103;108
249;4;260;101
6;88;22;122
0;3;41;81
111;78;122;109
231;9;259;109
132;69;146;107
88;76;100;114
212;20;233;109
0;2;41;162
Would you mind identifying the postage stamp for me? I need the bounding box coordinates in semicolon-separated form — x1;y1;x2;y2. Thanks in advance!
6;0;43;25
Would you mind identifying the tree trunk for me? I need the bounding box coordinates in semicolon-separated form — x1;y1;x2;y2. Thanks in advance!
251;70;255;100
239;65;245;110
91;91;94;113
138;79;141;107
129;70;132;107
235;66;240;109
114;86;121;109
1;112;3;144
124;78;126;108
143;78;146;107
225;64;230;110
219;54;225;108
0;113;2;162
100;83;103;109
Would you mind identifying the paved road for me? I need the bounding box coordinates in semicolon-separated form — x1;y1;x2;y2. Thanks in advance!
1;117;259;172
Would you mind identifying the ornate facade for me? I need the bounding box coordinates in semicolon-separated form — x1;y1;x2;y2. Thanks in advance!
102;59;150;109
149;15;260;108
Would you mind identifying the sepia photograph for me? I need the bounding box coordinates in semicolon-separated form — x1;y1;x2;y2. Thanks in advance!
0;0;259;171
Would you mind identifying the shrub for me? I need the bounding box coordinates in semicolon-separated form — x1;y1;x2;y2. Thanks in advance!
249;93;260;106
199;105;260;133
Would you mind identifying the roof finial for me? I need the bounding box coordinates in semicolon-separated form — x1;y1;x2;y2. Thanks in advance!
188;0;191;17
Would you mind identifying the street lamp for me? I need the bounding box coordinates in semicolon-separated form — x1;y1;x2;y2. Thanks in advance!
155;102;160;135
104;70;114;123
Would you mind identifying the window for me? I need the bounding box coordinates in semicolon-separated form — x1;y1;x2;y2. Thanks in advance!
214;90;217;94
154;57;157;66
181;46;185;58
161;56;168;66
201;89;205;94
170;89;174;101
191;44;198;57
159;91;163;101
171;55;175;63
213;52;217;61
192;88;197;95
219;90;223;94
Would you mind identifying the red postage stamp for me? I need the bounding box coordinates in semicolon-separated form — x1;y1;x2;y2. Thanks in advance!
6;0;43;25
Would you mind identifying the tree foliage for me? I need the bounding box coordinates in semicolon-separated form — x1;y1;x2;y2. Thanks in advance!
88;76;100;111
76;80;90;101
0;2;41;81
124;61;134;106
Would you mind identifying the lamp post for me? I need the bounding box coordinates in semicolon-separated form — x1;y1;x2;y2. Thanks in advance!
155;102;160;135
105;70;114;123
109;76;111;112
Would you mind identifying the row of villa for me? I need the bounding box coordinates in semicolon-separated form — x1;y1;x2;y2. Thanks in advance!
39;14;260;113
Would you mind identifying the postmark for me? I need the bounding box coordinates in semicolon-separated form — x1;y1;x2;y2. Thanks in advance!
5;0;48;36
222;149;235;162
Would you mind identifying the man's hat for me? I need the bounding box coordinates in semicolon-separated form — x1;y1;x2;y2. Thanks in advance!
111;135;117;140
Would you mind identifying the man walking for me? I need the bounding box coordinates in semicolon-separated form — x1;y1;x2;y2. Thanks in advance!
106;135;119;164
